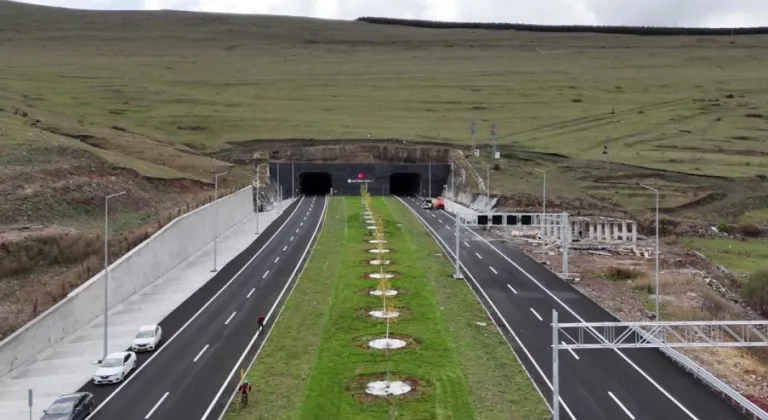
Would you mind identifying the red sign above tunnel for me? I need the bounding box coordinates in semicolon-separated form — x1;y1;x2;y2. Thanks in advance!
357;172;366;179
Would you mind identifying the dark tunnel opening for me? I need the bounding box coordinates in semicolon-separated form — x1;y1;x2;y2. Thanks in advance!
299;172;332;195
389;173;421;196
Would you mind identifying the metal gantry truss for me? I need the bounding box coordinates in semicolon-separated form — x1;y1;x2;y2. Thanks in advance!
456;212;571;278
551;310;768;420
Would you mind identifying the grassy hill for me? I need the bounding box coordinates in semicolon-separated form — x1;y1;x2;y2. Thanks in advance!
0;0;766;338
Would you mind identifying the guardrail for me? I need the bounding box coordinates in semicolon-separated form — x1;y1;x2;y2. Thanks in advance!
634;327;768;420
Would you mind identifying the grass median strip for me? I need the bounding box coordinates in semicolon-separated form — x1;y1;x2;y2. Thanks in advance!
227;196;548;419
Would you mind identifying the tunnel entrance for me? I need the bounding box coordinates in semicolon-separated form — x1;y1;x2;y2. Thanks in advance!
389;173;421;196
300;172;332;195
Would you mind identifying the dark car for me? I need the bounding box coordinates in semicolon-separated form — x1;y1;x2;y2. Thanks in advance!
40;392;95;420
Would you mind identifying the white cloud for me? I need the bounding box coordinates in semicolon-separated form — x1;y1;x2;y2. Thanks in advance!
16;0;768;27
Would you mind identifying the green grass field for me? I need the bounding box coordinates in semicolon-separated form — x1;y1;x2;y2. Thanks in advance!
225;196;548;420
681;237;768;276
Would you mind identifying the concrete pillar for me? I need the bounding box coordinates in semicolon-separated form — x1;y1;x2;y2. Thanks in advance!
622;221;628;241
631;222;637;243
589;222;596;240
597;222;604;241
613;223;619;240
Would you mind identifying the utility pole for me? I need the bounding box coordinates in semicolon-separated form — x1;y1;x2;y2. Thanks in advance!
103;190;126;361
255;164;261;234
470;121;476;156
211;172;227;273
485;163;491;208
490;121;497;158
641;184;661;321
452;214;463;279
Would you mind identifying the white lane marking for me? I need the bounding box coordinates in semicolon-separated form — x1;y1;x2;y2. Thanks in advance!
247;288;255;298
507;284;517;294
608;392;636;419
438;219;443;224
475;252;482;259
530;308;543;321
207;196;329;420
563;342;580;360
431;213;436;218
274;257;280;263
262;270;269;278
304;216;307;220
283;245;287;251
290;236;295;241
224;311;236;325
399;197;576;419
437;207;697;420
144;392;169;419
296;228;300;233
88;197;307;417
463;241;469;247
193;345;209;362
300;222;304;227
490;266;498;274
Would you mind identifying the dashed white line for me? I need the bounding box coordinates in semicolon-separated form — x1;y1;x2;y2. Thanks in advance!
475;252;482;259
247;288;255;298
463;241;469;247
274;256;280;263
283;245;287;251
507;284;517;294
438;219;443;224
562;342;580;360
144;392;169;419
300;222;303;226
489;266;498;274
193;345;209;362
290;236;294;242
262;270;269;278
296;228;299;233
224;311;237;325
530;308;543;321
303;216;307;220
608;392;636;419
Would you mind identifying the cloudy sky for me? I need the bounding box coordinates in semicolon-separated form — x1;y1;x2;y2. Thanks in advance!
17;0;768;27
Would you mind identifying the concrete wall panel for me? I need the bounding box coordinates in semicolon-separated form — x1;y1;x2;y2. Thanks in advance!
0;187;254;377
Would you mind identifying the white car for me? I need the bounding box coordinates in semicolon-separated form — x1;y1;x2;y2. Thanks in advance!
92;351;137;385
132;325;162;352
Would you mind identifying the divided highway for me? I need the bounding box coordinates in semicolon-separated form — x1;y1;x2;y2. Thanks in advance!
400;196;745;420
80;195;327;420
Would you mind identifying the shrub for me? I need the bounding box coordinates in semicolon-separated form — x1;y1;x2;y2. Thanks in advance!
741;269;768;315
716;223;730;233
604;266;641;281
740;223;762;237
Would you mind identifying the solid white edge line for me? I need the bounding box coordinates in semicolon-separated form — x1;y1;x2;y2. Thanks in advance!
85;196;306;419
224;311;236;325
507;284;518;294
246;288;255;299
490;266;498;274
608;392;636;419
274;257;280;263
530;308;543;321
562;342;579;360
475;252;482;259
262;270;269;279
397;197;577;420
205;195;329;420
144;392;169;419
193;345;209;363
438;208;699;420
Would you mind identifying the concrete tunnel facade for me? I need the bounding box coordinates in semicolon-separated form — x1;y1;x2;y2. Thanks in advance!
268;162;451;196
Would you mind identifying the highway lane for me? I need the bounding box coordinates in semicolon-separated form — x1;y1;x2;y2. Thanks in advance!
401;196;745;420
82;195;327;420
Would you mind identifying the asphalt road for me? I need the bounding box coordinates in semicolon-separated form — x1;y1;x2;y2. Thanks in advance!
80;195;327;420
400;196;746;420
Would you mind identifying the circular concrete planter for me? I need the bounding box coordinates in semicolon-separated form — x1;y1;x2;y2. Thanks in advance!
368;248;390;254
368;338;407;350
368;272;395;279
369;289;398;297
369;310;400;319
365;380;411;396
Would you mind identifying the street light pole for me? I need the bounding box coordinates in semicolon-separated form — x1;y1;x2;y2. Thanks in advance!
640;184;660;321
428;159;432;198
255;164;261;234
485;163;491;209
291;157;295;199
211;172;227;273
535;168;546;244
103;190;126;361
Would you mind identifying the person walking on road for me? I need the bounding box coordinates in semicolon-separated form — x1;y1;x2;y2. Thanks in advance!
257;314;265;331
239;378;252;407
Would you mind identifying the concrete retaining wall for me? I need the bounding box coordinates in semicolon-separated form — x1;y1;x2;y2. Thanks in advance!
0;186;254;377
